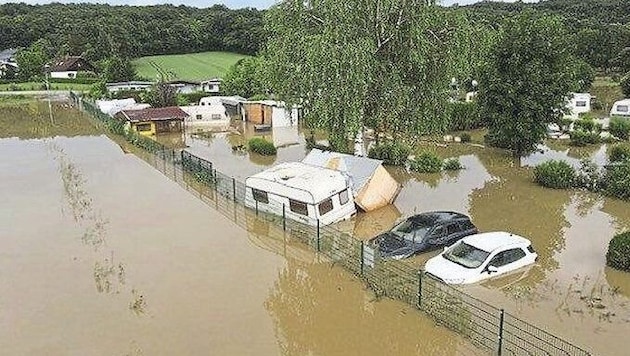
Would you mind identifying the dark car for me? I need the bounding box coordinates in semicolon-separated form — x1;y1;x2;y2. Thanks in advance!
368;211;478;259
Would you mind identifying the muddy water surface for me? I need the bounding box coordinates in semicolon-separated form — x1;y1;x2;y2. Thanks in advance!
1;106;480;355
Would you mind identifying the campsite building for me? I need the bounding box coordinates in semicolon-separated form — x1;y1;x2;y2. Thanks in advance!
115;107;188;136
242;100;301;127
302;149;400;211
105;81;153;93
180;97;230;130
610;99;630;117
245;162;357;226
48;56;95;79
201;78;222;93
96;98;151;117
167;80;201;94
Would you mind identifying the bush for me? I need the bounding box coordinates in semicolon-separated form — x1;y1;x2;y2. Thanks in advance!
368;141;411;166
570;130;600;146
603;162;630;200
248;137;277;156
606;232;630;272
609;117;630;140
576;159;602;192
443;158;463;171
460;132;471;143
533;160;576;189
609;144;630;163
448;102;484;131
409;151;443;173
574;117;596;132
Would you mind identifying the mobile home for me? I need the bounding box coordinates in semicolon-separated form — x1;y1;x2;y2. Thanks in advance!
610;99;630;117
566;93;591;119
245;162;357;226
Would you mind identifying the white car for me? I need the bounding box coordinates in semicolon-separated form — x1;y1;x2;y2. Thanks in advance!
423;231;537;285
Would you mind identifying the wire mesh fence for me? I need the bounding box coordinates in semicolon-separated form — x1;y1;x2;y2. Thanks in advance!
71;93;592;356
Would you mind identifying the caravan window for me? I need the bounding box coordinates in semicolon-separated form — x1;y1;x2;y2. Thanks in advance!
618;105;629;113
339;189;349;205
575;101;587;107
289;199;309;216
318;198;333;216
252;189;269;204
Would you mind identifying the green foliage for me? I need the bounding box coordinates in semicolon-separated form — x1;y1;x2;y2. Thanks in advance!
409;152;444;173
222;56;266;98
142;82;177;108
533;160;576;189
620;73;630;98
609;144;630;163
248;137;277;156
99;56;137;83
460;132;472;143
603;162;630;200
88;81;107;99
615;47;630;74
607;232;630;272
264;0;480;151
48;77;99;85
448;102;484;131
574;117;596;132
573;59;596;92
570;130;600;146
368;141;411;166
576;159;602;191
443;158;463;171
609;117;630;140
478;11;579;157
15;39;54;81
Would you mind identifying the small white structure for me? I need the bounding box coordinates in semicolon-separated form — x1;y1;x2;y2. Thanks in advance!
167;80;201;94
180;98;230;130
610;99;630;117
245;162;357;226
565;93;591;119
106;81;153;93
48;56;95;79
200;78;222;93
96;98;151;117
465;91;477;102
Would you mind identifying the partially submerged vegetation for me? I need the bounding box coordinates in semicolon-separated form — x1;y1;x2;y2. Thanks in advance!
248;137;277;156
607;232;630;272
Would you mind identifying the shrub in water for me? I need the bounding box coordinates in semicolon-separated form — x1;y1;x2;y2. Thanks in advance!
574;117;596;132
576;159;602;192
460;132;471;143
368;141;411;166
570;130;600;146
248;137;277;156
409;151;443;173
609;117;630;141
609;144;630;163
606;232;630;272
533;160;576;189
603;162;630;200
443;158;463;171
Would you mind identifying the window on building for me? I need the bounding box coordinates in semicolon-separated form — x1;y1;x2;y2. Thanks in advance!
68;73;75;78
211;114;222;120
575;101;587;107
252;189;268;204
318;198;333;216
289;199;309;216
196;114;202;120
201;102;206;106
135;123;151;132
618;105;629;112
339;189;349;205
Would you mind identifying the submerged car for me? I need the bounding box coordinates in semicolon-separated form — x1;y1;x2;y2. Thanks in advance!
368;211;478;259
423;231;538;285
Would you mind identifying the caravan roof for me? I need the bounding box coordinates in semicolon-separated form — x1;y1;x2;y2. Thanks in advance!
245;162;350;204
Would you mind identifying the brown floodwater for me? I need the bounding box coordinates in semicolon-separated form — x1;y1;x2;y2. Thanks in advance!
187;122;630;356
0;105;482;355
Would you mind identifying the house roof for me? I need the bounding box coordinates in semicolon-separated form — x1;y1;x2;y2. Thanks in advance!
302;148;382;195
118;107;188;122
201;78;222;83
49;56;95;72
106;81;154;87
167;80;201;86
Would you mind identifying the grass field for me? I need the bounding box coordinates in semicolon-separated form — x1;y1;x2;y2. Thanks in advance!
133;51;248;81
0;82;92;92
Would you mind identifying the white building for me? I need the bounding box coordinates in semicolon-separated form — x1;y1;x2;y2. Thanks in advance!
48;56;95;79
167;80;201;94
96;98;151;117
245;162;357;226
180;98;230;130
200;78;222;93
106;81;153;93
610;99;630;117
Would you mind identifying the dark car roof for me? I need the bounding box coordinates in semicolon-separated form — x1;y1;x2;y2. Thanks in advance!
408;211;471;225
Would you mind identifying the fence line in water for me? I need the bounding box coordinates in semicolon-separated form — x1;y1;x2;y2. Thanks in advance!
71;93;592;356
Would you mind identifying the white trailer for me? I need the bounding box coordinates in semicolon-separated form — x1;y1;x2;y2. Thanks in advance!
245;162;357;226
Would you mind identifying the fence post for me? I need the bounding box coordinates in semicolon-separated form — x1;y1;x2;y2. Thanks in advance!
282;204;286;231
498;309;505;356
213;169;217;191
418;271;423;309
232;177;236;202
316;219;320;252
360;241;365;276
255;200;258;216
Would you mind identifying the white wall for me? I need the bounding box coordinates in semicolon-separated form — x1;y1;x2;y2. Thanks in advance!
50;71;78;79
180;105;229;128
566;93;591;119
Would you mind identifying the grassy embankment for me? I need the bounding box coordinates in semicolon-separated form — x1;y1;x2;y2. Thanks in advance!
0;82;92;92
133;51;248;81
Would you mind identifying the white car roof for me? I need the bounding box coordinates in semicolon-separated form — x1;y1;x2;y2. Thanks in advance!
462;232;531;253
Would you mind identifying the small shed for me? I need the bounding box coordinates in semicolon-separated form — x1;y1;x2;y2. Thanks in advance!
115;107;188;136
610;99;630;117
242;100;300;127
302;149;401;212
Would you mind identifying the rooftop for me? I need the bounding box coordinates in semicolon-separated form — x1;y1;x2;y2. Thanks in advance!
49;56;94;72
118;107;188;122
463;232;531;253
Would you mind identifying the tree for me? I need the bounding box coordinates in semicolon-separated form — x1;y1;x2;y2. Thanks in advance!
479;11;579;157
621;73;630;97
141;61;177;107
573;59;595;93
222;56;265;98
14;38;53;81
614;47;630;73
264;0;475;151
99;56;137;83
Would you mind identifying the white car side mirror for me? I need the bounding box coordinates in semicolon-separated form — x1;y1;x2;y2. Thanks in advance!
487;265;498;274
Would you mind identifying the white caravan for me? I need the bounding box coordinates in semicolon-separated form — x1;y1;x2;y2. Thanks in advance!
245;162;357;226
610;99;630;117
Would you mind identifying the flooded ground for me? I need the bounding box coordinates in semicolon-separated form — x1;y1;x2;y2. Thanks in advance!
183;121;630;355
0;103;482;355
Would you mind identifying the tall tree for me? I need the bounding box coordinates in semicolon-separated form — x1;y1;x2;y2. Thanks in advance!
14;38;54;81
264;0;475;151
99;56;137;83
221;56;265;98
479;10;579;157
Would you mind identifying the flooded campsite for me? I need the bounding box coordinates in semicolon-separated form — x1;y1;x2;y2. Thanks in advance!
2;98;630;356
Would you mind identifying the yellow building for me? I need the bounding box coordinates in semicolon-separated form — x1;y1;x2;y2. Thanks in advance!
115;107;188;136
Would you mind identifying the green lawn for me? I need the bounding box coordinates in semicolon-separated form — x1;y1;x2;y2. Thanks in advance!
133;51;248;81
0;82;92;92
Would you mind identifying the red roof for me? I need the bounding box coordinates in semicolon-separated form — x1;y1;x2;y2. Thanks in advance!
118;107;188;122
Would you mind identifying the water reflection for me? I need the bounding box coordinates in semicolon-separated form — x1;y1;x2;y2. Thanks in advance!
521;143;609;168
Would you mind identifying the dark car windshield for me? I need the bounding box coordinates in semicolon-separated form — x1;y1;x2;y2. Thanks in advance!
443;242;490;269
390;219;430;242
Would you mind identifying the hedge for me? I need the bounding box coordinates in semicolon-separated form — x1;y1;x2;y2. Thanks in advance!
248;137;277;156
610;117;630;141
533;160;576;189
409;151;443;173
606;232;630;272
609;144;630;163
368;141;410;166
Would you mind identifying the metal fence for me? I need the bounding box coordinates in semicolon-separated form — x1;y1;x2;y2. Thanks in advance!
71;92;592;356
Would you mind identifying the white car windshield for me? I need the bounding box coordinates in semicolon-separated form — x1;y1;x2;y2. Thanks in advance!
443;242;490;269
